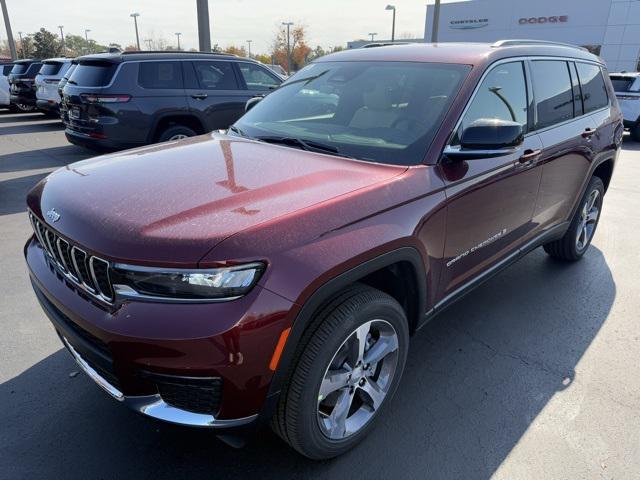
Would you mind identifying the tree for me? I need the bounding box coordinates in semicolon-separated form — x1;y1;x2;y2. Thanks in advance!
308;45;326;61
271;24;311;73
223;45;246;57
254;53;272;65
33;28;61;59
63;34;108;56
19;36;35;58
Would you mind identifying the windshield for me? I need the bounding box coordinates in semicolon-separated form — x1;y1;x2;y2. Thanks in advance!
234;61;470;165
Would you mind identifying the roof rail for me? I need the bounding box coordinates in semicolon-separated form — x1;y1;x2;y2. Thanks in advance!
491;39;588;52
120;50;237;56
362;42;413;49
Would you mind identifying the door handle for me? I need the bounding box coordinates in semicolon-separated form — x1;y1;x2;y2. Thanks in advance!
518;148;541;165
191;93;208;100
582;128;596;139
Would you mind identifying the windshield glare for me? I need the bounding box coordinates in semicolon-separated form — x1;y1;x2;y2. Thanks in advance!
234;61;470;165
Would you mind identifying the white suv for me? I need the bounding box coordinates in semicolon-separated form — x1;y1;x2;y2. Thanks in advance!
1;63;13;109
35;58;73;115
609;72;640;141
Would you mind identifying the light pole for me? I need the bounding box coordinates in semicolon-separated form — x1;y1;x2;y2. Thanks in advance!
385;4;396;42
18;31;24;58
130;13;141;50
58;25;65;55
196;0;211;52
175;32;182;50
431;0;441;43
1;0;18;60
247;39;252;58
282;21;294;74
368;32;378;41
84;29;91;53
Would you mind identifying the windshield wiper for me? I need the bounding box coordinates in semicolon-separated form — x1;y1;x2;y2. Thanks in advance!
227;125;248;137
256;136;352;158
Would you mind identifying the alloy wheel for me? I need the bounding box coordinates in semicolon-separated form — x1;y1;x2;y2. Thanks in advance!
317;319;399;440
168;134;188;141
576;189;600;251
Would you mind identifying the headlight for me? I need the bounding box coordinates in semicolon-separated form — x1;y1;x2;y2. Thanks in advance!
111;262;265;301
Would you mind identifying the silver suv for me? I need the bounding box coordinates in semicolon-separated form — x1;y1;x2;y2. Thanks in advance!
609;72;640;141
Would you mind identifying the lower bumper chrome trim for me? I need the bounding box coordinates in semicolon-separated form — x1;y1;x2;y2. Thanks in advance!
62;336;257;428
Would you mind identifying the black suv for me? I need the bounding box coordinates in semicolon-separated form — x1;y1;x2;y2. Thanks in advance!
8;59;43;112
61;51;283;150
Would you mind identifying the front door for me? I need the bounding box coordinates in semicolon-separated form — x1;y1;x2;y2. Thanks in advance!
438;60;543;299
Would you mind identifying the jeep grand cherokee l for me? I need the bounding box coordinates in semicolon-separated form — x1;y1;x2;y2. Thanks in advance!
8;59;43;112
25;41;621;459
61;51;282;151
35;58;73;115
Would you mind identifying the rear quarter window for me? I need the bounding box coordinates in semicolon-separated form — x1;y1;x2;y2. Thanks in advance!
138;61;183;89
69;62;118;87
576;63;609;113
2;65;13;76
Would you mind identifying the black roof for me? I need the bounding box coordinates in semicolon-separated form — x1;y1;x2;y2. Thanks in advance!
75;51;257;64
13;59;41;65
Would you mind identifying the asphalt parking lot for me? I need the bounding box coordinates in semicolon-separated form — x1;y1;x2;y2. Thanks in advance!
1;111;639;479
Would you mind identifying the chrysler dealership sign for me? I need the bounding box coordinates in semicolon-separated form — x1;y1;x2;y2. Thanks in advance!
449;18;489;29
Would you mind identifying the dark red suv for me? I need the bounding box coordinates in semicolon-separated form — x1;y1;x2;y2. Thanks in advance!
25;41;622;459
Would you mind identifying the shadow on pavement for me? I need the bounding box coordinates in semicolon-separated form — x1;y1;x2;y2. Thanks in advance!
1;246;615;479
0;121;64;136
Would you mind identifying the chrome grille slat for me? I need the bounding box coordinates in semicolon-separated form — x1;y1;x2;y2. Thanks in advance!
28;211;114;304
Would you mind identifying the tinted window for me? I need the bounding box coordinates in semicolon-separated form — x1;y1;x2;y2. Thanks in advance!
39;62;63;76
26;63;42;75
238;63;281;91
69;62;117;87
609;75;636;92
193;61;238;90
62;64;77;80
531;61;574;129
459;61;528;137
577;63;608;113
138;61;183;89
235;61;470;166
2;65;13;76
10;64;28;74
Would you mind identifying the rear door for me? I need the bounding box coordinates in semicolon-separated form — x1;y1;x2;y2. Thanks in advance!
184;60;249;131
530;60;596;231
438;60;544;299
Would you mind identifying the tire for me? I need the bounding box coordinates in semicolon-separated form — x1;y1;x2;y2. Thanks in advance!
271;284;409;459
157;125;197;143
631;123;640;142
543;176;605;261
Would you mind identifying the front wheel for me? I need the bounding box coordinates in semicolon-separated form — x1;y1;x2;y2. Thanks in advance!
272;285;409;459
543;176;604;261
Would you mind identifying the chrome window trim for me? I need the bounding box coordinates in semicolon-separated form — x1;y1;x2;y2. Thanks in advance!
443;55;610;155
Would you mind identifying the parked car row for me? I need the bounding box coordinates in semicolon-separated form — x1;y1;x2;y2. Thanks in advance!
2;52;285;150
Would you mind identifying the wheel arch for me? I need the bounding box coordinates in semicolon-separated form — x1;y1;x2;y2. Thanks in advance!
149;113;206;142
263;246;427;414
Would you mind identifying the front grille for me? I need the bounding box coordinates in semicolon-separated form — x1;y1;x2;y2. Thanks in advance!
29;211;114;303
155;378;223;415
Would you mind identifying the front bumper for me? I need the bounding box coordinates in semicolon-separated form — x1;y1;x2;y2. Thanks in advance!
25;236;293;428
65;127;140;151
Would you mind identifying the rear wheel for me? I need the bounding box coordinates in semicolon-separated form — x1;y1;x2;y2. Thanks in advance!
272;285;409;459
543;176;604;261
157;125;197;142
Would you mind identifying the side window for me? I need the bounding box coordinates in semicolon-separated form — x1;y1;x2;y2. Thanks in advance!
576;63;609;114
193;61;239;90
458;61;528;138
531;61;574;130
138;61;183;89
238;63;281;91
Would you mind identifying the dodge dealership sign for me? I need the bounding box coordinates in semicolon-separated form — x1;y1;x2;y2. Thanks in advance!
519;15;569;25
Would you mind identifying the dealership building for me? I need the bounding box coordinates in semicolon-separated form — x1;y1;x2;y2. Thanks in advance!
424;0;640;72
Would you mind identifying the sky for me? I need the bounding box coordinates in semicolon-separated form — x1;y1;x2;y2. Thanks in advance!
0;0;460;54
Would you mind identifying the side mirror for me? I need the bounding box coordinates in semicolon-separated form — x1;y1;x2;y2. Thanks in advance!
245;96;263;112
444;118;524;160
460;118;524;150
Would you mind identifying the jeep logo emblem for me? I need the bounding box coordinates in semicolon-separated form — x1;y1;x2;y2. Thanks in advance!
46;208;61;223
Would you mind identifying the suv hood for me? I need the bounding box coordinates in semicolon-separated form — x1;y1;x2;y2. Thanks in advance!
28;133;406;266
